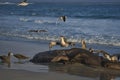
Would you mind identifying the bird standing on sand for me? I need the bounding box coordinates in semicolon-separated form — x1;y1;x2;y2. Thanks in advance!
0;52;13;68
81;39;87;49
49;36;75;50
13;54;29;63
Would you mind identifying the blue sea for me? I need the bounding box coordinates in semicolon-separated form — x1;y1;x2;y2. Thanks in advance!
0;2;120;46
0;2;120;52
0;2;120;80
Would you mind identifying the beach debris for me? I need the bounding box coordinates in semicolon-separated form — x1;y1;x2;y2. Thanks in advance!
18;0;29;6
28;29;47;33
0;52;13;68
13;54;29;63
49;36;75;50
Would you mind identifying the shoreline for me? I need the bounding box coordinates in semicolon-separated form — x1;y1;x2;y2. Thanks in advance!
0;35;120;52
0;37;49;56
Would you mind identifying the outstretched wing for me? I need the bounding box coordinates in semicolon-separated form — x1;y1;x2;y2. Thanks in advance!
58;16;67;22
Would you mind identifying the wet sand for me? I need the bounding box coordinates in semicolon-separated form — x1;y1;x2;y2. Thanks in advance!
0;69;93;80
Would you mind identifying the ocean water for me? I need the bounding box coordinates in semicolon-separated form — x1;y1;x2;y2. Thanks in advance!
0;2;120;47
0;2;120;53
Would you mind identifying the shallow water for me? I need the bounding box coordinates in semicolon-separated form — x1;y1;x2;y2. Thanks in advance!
1;62;49;73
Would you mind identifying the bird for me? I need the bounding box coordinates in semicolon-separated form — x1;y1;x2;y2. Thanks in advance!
81;39;87;49
49;36;75;50
58;16;67;22
18;0;29;6
13;54;29;63
0;52;13;68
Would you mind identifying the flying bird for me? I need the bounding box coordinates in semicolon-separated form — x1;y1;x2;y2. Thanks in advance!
58;16;67;22
18;0;29;6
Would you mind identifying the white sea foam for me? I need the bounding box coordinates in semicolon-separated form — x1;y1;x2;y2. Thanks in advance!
34;20;44;24
19;17;31;22
0;2;15;5
0;31;120;46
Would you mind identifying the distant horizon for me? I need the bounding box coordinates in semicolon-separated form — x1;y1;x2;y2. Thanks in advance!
0;0;120;3
1;1;120;4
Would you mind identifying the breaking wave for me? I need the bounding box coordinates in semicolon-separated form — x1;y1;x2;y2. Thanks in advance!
0;2;15;5
0;32;120;47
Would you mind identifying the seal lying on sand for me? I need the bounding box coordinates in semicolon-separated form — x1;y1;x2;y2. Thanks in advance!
30;48;120;70
30;48;102;66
